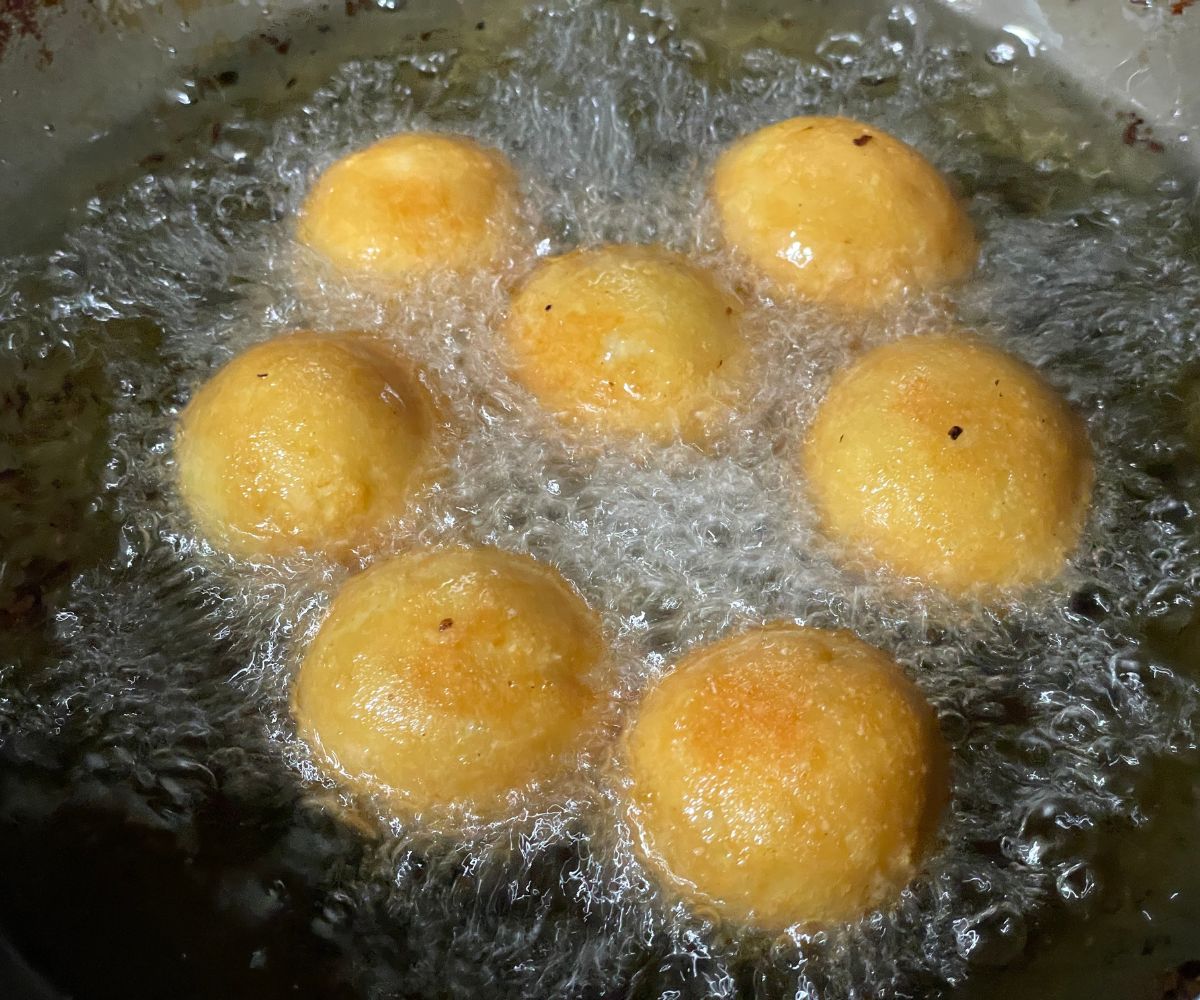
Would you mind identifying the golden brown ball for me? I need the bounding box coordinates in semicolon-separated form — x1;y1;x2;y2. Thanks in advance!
626;623;949;928
712;116;975;310
298;132;520;278
803;334;1093;595
502;244;746;447
176;332;436;559
294;547;605;819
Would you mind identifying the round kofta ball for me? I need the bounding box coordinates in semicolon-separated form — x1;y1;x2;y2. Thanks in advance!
297;132;520;279
501;244;746;448
625;623;949;929
712;116;975;311
176;332;437;560
294;547;605;819
803;334;1093;595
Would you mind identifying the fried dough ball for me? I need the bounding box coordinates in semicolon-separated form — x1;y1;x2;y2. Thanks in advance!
294;547;604;818
804;334;1093;595
298;132;520;278
626;623;949;928
502;245;745;447
712;116;975;310
176;332;436;559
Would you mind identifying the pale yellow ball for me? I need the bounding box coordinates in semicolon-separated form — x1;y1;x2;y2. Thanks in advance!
712;116;976;310
626;623;949;929
804;334;1094;595
176;332;436;560
294;547;605;819
501;244;746;446
297;132;520;278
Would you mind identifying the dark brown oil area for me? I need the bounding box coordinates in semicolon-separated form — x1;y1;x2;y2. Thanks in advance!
1;1;1199;998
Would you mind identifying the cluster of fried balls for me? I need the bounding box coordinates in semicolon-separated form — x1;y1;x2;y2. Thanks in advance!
174;118;1094;931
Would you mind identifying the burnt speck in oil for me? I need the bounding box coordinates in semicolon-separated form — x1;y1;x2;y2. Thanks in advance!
476;20;486;30
215;70;239;88
0;0;56;63
853;133;874;146
545;304;552;311
259;33;291;55
257;373;269;379
948;425;963;440
1122;113;1166;153
438;618;454;631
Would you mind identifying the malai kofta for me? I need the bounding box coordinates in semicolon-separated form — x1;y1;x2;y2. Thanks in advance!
298;131;520;278
626;623;949;928
176;332;436;559
803;334;1093;595
712;116;975;310
293;547;605;819
502;244;746;447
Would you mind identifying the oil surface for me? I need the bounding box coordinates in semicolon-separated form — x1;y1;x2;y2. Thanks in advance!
1;1;1199;998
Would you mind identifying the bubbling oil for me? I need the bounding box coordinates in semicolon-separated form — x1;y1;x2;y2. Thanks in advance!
1;0;1199;997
